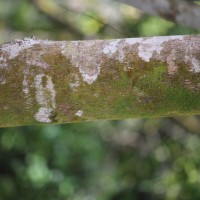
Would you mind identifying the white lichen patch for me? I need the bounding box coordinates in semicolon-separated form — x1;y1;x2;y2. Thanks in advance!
34;74;56;123
125;38;143;45
34;74;56;108
34;107;53;123
191;58;200;73
79;68;100;85
103;40;120;55
75;110;83;117
61;41;102;85
61;36;185;85
103;38;143;63
1;37;56;69
138;35;184;62
1;38;40;60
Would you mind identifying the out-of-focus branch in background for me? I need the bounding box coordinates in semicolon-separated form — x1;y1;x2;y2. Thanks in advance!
114;0;200;30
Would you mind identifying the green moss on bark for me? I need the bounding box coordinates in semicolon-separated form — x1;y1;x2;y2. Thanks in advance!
1;36;200;127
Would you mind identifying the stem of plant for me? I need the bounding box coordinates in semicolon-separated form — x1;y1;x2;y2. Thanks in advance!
0;35;200;127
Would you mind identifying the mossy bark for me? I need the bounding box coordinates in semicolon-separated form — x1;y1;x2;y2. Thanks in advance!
0;35;200;127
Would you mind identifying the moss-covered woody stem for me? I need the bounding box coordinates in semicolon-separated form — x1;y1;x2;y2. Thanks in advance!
0;35;200;127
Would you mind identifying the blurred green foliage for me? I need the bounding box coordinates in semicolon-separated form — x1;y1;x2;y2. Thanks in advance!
1;0;200;199
1;119;200;200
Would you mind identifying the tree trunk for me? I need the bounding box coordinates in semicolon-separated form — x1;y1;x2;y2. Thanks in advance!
0;35;200;127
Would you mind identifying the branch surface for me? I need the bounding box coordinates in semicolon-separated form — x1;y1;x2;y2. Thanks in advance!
115;0;200;29
0;35;200;127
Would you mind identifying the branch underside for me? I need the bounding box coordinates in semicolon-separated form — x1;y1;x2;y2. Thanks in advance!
0;35;200;127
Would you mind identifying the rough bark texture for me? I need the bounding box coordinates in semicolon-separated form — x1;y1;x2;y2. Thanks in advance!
0;35;200;127
115;0;200;29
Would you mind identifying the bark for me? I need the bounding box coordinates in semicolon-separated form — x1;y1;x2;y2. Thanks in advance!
115;0;200;29
0;35;200;127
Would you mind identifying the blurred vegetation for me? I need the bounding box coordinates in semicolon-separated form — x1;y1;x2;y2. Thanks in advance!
1;0;200;199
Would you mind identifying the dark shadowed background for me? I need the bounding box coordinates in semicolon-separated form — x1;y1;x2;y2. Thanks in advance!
1;0;200;199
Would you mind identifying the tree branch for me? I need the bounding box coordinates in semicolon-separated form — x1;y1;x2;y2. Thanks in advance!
0;35;200;127
114;0;200;29
31;0;84;39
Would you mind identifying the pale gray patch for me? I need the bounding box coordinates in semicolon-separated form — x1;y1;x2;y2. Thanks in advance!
191;58;200;73
125;38;143;45
79;68;100;84
1;38;56;69
34;74;56;109
61;41;102;85
103;38;143;63
75;110;83;117
1;38;40;60
34;74;56;123
34;107;53;123
103;40;120;55
138;36;184;62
